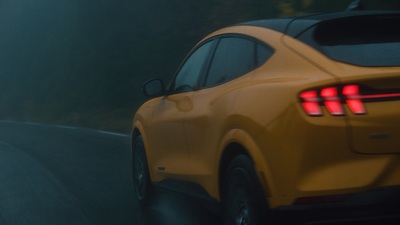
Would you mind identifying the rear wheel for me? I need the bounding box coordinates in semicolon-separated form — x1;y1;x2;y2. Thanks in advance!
132;135;152;206
222;155;269;225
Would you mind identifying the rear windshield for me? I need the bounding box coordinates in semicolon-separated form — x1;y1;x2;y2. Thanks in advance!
299;14;400;67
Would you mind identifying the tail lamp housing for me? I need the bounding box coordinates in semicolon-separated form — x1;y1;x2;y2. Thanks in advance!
299;84;366;116
300;84;400;116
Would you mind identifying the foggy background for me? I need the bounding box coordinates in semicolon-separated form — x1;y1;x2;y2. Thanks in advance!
0;0;399;131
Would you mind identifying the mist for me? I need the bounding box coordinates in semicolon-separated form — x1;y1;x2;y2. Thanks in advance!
0;0;398;131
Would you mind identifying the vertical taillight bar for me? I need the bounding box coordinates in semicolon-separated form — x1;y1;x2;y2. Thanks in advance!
321;87;344;116
299;90;322;116
342;85;366;115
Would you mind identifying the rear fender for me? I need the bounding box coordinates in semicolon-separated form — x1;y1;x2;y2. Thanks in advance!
218;128;274;201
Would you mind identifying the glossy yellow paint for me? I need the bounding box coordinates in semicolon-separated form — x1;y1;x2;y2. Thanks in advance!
133;25;400;209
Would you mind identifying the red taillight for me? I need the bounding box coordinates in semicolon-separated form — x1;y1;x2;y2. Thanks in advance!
342;85;366;115
321;87;344;116
299;90;322;116
299;84;367;116
300;84;400;116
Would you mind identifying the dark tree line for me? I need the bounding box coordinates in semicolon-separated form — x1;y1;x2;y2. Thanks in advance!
0;0;398;131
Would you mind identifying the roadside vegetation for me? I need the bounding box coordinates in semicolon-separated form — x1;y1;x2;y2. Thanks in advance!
0;0;398;131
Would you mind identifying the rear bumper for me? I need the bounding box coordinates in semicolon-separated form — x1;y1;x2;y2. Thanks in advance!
272;186;400;225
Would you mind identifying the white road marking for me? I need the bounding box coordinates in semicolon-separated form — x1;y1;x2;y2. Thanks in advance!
97;130;129;137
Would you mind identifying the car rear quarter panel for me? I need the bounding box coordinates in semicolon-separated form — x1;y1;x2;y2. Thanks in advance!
255;30;400;207
212;27;400;208
208;27;347;205
320;66;400;155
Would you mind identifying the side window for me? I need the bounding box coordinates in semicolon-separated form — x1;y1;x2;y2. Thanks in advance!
205;38;255;87
173;41;215;93
204;37;274;88
257;44;273;67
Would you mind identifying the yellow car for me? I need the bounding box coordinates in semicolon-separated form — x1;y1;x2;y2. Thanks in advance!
132;10;400;225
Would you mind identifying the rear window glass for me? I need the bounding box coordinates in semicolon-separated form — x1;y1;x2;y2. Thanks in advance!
300;15;400;67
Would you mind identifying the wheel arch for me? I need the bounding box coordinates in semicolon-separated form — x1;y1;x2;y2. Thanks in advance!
131;120;148;151
218;142;249;196
217;129;273;203
131;127;140;147
131;121;156;182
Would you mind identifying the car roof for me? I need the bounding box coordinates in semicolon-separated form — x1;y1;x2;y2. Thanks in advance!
238;10;400;38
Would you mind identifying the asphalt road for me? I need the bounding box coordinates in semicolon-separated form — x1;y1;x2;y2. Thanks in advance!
0;121;221;225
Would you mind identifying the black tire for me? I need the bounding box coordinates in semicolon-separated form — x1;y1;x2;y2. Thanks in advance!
132;135;153;206
222;155;269;225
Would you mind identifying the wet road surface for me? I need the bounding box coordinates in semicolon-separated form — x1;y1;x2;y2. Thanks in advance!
0;121;221;225
3;121;398;225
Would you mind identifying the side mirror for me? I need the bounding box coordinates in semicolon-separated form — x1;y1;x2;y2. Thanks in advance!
143;79;166;97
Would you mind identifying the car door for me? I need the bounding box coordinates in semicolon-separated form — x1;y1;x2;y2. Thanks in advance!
148;40;216;177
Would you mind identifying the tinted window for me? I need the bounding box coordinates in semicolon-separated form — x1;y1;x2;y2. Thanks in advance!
173;41;214;93
204;37;273;87
300;15;400;67
257;44;273;66
205;38;255;87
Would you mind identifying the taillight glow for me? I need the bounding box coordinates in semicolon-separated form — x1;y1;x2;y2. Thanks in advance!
321;87;344;116
362;93;400;99
300;90;322;116
300;84;366;116
342;85;366;115
300;84;400;117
